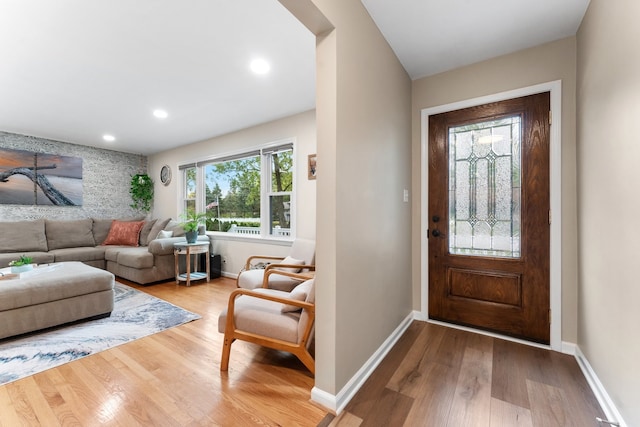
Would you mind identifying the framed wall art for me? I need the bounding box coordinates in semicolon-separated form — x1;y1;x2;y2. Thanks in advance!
0;148;83;206
308;154;317;180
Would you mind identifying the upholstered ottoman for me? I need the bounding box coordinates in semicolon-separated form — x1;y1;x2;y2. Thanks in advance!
0;262;115;340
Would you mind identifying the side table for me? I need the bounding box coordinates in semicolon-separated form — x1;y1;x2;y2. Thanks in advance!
174;241;210;286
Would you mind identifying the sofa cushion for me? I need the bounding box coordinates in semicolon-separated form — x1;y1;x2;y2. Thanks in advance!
46;219;95;250
146;218;172;245
49;246;107;263
93;216;145;245
106;247;154;269
0;219;48;253
103;220;145;246
156;230;173;239
164;219;186;237
92;218;114;245
138;219;157;246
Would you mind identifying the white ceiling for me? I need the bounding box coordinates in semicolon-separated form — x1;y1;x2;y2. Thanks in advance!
0;1;590;156
361;0;591;79
0;0;316;155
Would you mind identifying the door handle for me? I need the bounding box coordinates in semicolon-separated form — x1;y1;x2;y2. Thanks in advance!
431;229;441;237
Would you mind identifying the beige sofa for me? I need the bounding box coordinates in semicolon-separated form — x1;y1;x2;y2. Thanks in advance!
0;218;209;285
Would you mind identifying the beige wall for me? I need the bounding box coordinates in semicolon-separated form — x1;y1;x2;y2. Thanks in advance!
284;0;413;398
577;0;640;425
148;109;317;274
411;37;579;343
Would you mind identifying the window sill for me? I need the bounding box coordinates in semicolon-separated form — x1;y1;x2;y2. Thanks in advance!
205;231;293;246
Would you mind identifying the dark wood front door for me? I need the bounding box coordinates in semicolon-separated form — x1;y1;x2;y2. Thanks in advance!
428;92;550;344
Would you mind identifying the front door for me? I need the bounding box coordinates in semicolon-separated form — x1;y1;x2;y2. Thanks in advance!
428;93;550;344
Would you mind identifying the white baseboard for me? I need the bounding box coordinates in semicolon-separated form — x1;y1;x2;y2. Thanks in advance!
561;341;576;355
311;312;414;414
574;346;627;427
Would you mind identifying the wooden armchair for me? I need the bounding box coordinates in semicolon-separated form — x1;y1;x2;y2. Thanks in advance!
219;276;316;374
237;238;315;292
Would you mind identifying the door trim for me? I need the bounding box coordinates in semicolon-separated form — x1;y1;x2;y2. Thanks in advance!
419;80;562;351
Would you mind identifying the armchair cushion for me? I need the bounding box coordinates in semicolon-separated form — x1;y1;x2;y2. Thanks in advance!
218;291;302;343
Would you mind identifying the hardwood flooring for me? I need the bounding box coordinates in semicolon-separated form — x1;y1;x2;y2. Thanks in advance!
321;321;606;427
0;277;605;426
0;277;326;426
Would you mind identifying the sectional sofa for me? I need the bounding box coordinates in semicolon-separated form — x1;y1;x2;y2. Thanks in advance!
0;217;209;285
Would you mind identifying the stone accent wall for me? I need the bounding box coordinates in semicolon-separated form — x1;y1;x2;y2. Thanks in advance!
0;131;148;221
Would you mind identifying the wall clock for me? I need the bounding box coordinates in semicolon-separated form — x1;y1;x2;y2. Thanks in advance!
160;165;172;186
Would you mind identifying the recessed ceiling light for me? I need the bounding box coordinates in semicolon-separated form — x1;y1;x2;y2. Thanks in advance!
250;58;270;75
153;109;168;119
103;134;115;142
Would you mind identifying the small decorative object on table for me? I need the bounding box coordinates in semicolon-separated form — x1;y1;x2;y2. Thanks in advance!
9;255;34;274
180;210;210;244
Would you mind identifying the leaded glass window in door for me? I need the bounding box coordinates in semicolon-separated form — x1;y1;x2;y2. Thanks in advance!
448;116;521;258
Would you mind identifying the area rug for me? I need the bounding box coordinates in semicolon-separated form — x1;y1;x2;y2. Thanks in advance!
0;282;201;386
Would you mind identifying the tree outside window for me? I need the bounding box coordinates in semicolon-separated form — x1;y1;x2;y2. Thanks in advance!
186;142;294;238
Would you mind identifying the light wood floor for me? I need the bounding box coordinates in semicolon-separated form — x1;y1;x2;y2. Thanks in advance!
0;277;605;426
0;277;326;426
321;321;606;427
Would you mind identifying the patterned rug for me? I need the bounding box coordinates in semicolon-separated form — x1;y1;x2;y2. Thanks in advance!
0;282;201;386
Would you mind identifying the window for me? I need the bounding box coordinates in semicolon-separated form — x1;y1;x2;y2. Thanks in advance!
180;164;197;213
180;141;294;239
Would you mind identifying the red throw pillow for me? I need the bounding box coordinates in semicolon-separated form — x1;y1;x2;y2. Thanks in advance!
102;220;145;246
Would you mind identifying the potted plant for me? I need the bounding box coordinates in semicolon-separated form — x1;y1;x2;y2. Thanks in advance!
129;173;154;213
9;255;34;273
180;210;210;243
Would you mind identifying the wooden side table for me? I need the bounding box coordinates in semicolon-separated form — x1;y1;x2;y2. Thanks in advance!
173;242;210;286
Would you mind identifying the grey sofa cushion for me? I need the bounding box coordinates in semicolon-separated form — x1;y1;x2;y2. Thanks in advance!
105;247;154;269
0;219;48;253
146;218;171;245
138;219;157;246
46;219;95;250
49;246;107;263
92;219;114;245
164;219;186;237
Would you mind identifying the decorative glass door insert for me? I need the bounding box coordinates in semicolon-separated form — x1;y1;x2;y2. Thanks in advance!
448;116;521;258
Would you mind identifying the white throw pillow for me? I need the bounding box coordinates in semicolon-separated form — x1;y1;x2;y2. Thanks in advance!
156;229;174;239
275;256;304;273
281;279;314;312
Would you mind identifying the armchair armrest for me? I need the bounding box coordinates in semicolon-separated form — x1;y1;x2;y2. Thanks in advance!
244;255;285;270
262;265;315;288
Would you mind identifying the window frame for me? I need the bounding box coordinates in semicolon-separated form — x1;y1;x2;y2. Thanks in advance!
178;139;296;241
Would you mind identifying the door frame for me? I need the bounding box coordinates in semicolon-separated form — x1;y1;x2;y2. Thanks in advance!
419;80;562;351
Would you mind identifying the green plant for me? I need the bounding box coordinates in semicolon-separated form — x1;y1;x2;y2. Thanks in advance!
180;210;211;232
130;173;154;212
9;255;33;266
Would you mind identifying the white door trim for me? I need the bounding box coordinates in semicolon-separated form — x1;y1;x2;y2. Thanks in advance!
419;80;562;350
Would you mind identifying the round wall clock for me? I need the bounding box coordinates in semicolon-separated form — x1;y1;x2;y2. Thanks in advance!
160;165;172;186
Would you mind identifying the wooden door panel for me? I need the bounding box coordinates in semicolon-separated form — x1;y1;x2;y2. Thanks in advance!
428;92;550;344
447;268;522;307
